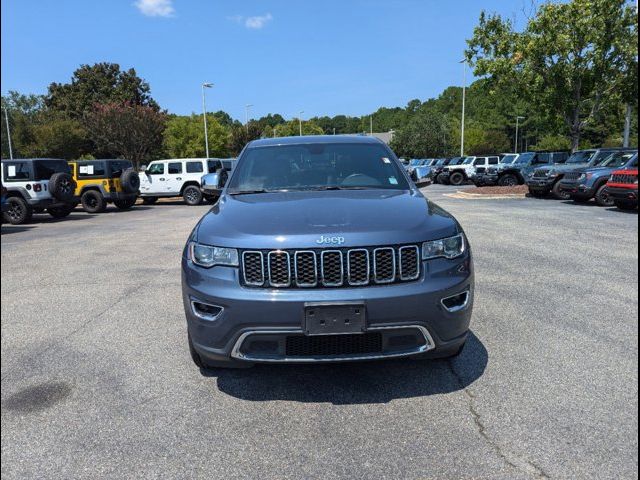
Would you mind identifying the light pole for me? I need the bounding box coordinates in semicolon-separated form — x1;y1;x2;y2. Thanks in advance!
460;59;467;157
201;82;213;158
370;115;373;135
514;116;525;153
3;106;13;160
245;104;253;132
298;111;304;136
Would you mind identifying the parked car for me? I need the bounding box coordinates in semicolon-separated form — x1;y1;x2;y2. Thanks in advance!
1;158;77;224
477;151;570;187
471;153;519;186
405;159;434;184
605;165;639;211
182;135;474;369
434;157;465;184
439;155;501;186
200;159;236;202
559;151;638;206
527;148;636;199
1;181;8;215
68;159;139;213
139;158;224;206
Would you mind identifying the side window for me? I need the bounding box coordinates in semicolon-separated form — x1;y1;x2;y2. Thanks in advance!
473;158;485;166
207;160;221;173
168;162;182;175
537;153;551;164
109;161;133;177
488;157;500;165
186;161;204;174
147;163;165;175
3;162;30;181
553;152;569;164
77;161;106;178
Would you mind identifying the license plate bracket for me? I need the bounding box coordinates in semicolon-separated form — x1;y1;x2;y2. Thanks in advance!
304;303;366;336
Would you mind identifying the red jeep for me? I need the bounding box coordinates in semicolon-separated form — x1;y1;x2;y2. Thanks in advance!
606;166;638;211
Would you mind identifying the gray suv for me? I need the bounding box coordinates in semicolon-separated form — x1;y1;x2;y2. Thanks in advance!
182;136;474;368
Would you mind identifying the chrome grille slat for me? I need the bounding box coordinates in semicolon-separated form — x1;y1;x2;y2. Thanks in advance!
611;173;637;184
241;245;422;289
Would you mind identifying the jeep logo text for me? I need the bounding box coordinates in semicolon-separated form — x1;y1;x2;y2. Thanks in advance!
316;235;345;246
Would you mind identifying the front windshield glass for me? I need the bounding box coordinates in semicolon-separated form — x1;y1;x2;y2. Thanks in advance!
462;157;475;165
566;151;596;164
514;153;535;164
600;152;637;168
500;154;518;164
227;143;411;192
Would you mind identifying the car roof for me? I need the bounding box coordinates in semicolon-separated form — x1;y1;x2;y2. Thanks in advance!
1;158;65;163
247;135;385;148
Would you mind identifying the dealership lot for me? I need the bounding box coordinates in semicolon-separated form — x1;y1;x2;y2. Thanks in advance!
1;185;637;479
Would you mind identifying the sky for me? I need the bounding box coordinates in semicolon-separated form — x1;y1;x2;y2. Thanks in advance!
1;0;526;122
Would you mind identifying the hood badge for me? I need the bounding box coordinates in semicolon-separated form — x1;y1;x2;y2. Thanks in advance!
316;235;345;246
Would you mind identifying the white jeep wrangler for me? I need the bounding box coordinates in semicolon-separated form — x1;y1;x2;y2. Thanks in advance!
139;158;226;205
1;158;77;225
442;155;501;186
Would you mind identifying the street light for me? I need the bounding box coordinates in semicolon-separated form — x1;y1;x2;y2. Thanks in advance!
201;82;214;158
3;106;13;160
514;116;526;153
460;59;467;157
245;104;253;131
370;115;373;135
298;111;304;136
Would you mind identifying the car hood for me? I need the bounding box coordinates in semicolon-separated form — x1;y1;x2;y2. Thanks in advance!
537;163;588;174
195;190;460;249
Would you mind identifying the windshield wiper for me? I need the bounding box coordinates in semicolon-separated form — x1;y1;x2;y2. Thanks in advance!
308;186;371;191
227;189;271;195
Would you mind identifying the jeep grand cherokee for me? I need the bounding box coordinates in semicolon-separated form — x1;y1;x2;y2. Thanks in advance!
182;136;474;369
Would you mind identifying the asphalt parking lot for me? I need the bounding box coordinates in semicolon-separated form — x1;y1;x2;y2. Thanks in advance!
1;185;638;479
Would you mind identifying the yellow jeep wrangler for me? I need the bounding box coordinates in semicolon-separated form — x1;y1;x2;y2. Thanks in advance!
69;159;140;213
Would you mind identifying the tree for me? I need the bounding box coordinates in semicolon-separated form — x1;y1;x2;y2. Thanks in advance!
30;115;88;159
163;114;229;158
46;63;159;118
467;0;638;151
274;120;324;137
390;110;451;158
85;103;166;168
227;122;264;156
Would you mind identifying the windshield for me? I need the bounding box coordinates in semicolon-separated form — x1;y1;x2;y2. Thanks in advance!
514;153;535;164
462;157;476;165
409;159;423;166
500;154;519;164
227;143;411;193
566;151;596;164
600;152;638;168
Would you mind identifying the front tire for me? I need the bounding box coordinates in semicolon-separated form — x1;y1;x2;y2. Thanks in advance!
594;184;614;207
183;185;203;206
449;172;465;186
498;174;519;187
3;197;32;225
437;173;450;185
552;181;571;200
142;197;158;205
81;190;107;213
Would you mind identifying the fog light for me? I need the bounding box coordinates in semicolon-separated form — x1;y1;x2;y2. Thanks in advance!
191;300;223;321
441;291;470;313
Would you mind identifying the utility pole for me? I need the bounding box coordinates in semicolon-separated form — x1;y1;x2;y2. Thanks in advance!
201;83;214;158
460;59;467;157
514;116;525;153
298;111;304;136
3;106;13;160
370;115;373;135
245;104;253;132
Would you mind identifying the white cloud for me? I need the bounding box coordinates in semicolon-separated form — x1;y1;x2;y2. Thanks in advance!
229;13;273;30
134;0;175;17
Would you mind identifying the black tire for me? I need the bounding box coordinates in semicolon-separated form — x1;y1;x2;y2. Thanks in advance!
47;205;74;219
594;184;614;207
81;190;107;213
552;180;571;200
498;173;519;187
614;200;638;211
142;197;158;205
449;172;465;186
48;172;76;202
120;169;140;194
437;173;450;185
114;198;137;210
3;196;32;225
204;194;219;204
183;185;203;206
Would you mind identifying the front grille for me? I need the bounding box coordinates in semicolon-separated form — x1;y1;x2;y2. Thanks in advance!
611;173;638;184
533;169;549;178
564;171;582;182
285;332;383;357
241;244;421;289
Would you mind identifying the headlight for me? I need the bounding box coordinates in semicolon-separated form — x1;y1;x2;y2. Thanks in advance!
422;234;466;260
188;242;239;268
577;173;587;182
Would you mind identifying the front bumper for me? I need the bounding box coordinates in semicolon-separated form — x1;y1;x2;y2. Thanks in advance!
605;186;639;203
182;253;474;364
559;181;595;200
527;177;555;191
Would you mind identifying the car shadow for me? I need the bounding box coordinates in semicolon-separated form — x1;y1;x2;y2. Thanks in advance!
1;225;37;234
605;207;638;214
205;332;487;405
36;214;97;223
